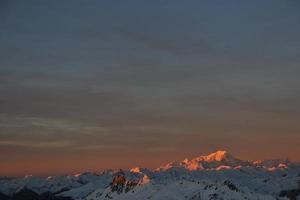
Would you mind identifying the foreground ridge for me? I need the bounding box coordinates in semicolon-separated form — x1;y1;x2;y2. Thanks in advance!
1;150;300;200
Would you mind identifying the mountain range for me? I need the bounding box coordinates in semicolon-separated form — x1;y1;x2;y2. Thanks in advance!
1;150;300;200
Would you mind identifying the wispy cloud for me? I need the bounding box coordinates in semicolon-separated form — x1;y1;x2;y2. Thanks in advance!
146;146;177;153
75;144;123;151
120;29;216;57
0;114;109;135
0;140;74;148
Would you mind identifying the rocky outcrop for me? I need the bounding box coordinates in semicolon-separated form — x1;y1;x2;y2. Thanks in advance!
5;188;74;200
223;180;239;192
110;172;139;194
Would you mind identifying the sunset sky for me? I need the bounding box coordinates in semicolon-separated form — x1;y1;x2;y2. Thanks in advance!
1;0;300;176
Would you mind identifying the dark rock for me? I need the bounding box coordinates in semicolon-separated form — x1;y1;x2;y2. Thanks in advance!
223;180;239;192
0;192;9;200
110;173;139;194
111;174;126;194
125;180;138;193
209;193;218;200
52;188;70;195
12;188;40;200
279;189;300;200
10;188;74;200
40;192;73;200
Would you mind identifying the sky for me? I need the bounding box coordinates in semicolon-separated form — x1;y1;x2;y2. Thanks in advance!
0;0;300;176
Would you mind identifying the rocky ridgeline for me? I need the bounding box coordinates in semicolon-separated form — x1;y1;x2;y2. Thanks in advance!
0;187;73;200
1;151;300;200
110;170;139;194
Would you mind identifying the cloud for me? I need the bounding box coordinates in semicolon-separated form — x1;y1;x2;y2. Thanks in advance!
146;146;177;153
0;140;74;148
120;29;216;57
75;144;123;151
0;114;108;135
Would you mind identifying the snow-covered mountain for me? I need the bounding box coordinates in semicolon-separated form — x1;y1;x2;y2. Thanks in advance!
157;150;251;171
1;150;300;200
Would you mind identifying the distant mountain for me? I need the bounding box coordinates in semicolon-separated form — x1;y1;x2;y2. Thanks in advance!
1;150;300;200
157;150;251;171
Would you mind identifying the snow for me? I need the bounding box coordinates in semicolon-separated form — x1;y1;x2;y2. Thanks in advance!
1;150;299;200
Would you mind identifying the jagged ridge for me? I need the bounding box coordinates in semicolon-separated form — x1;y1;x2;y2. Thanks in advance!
1;150;300;200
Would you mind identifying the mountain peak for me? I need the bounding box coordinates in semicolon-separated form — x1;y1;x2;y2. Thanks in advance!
158;150;247;171
202;150;229;162
157;150;297;172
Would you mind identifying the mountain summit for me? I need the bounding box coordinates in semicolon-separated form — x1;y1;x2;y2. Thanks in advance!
159;150;252;171
198;150;232;162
